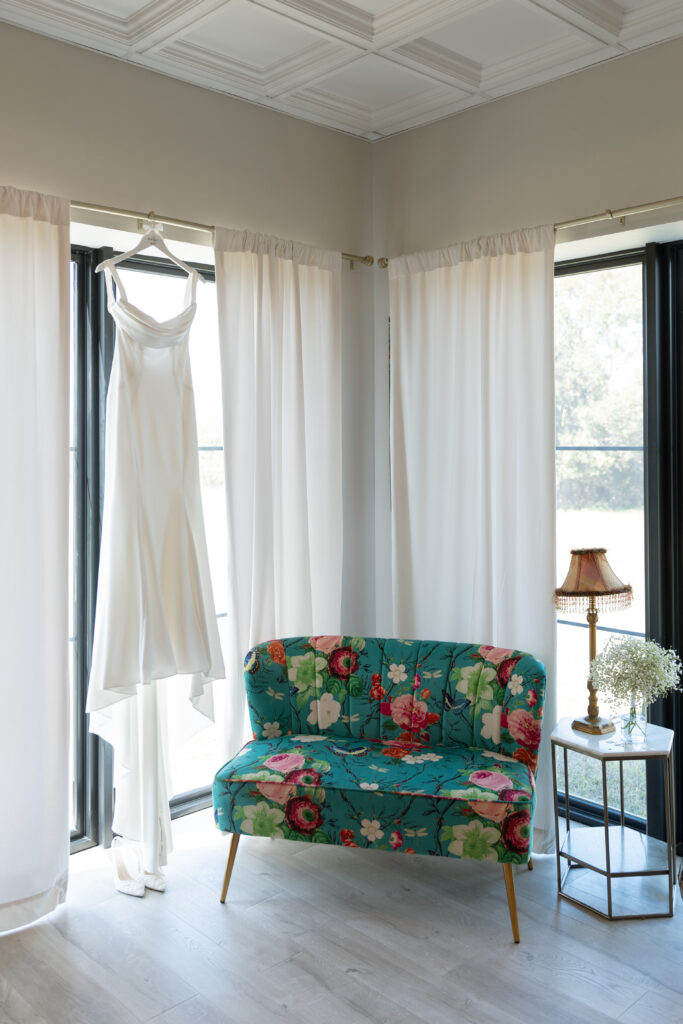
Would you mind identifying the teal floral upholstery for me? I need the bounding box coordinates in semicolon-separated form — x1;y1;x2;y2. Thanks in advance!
213;637;546;864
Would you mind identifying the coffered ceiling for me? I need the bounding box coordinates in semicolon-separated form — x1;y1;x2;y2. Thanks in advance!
1;0;682;139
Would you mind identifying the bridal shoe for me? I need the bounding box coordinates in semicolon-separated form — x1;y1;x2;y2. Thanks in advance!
111;837;145;898
143;870;167;892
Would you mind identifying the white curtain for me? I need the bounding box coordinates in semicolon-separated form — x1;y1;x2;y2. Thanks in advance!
214;229;343;757
389;225;557;851
0;186;70;929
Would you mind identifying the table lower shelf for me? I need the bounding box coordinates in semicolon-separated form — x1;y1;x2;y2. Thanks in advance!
560;824;671;876
558;825;674;918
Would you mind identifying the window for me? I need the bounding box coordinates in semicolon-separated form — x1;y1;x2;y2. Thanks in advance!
69;244;223;849
554;253;647;821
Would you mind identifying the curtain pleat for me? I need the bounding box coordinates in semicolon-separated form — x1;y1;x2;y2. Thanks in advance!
0;186;70;929
389;224;558;852
214;229;343;758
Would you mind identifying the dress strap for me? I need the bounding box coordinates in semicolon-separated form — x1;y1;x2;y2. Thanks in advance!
103;262;129;307
184;269;198;307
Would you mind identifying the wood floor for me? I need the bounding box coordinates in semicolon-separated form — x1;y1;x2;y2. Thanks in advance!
2;810;683;1024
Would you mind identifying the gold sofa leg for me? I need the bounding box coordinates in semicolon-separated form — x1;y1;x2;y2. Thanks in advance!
528;856;533;871
220;833;241;903
503;863;520;943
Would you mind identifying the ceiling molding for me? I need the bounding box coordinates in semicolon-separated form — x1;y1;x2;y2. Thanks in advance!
525;0;624;44
1;0;682;138
389;38;482;91
127;0;229;53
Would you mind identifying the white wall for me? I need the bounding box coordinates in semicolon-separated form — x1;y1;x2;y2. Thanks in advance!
0;21;379;635
0;23;372;253
372;36;683;257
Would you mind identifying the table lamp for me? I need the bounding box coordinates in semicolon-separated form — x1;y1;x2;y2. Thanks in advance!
554;547;633;734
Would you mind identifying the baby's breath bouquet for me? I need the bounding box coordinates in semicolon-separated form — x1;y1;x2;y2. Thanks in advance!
590;636;682;736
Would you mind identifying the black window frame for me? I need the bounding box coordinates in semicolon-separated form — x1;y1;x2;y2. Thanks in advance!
554;243;683;851
554;248;649;835
70;247;218;852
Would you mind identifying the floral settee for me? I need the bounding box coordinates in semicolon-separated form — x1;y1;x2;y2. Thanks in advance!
213;636;546;942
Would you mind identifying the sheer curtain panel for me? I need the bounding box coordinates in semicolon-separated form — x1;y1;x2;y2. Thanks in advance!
389;225;557;851
214;229;343;758
0;186;70;929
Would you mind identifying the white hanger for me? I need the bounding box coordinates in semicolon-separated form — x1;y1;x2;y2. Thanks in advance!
95;229;206;283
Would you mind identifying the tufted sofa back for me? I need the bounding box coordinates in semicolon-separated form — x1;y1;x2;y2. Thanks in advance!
243;636;546;774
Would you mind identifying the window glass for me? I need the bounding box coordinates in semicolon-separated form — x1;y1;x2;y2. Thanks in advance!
555;262;646;818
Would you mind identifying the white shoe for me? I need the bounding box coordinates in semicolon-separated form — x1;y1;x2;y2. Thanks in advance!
111;838;145;898
143;870;166;892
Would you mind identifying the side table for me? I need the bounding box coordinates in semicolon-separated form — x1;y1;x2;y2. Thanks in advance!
551;716;676;920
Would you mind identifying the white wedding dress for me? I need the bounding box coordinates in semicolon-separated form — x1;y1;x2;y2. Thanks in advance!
87;261;224;874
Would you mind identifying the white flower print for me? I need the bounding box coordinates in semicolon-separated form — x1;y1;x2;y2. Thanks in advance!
262;721;282;739
388;663;407;684
480;704;502;744
508;673;524;697
307;692;341;730
402;752;442;765
481;749;517;762
360;781;379;790
360;818;384;842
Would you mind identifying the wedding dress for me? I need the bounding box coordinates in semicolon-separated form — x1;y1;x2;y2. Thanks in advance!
87;259;224;875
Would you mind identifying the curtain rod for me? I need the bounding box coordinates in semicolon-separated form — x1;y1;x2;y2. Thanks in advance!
556;194;683;231
70;200;377;267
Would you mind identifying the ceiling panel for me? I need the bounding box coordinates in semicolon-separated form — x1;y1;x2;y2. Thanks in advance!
312;53;434;108
1;0;682;137
422;0;568;66
184;0;318;66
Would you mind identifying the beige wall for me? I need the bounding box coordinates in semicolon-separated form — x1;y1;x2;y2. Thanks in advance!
0;23;372;252
372;36;683;256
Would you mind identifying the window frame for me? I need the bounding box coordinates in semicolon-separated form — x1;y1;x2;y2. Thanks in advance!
69;247;220;851
554;247;648;833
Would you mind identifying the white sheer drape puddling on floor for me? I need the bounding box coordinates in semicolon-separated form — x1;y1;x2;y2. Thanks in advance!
214;228;343;758
0;186;70;929
389;224;558;853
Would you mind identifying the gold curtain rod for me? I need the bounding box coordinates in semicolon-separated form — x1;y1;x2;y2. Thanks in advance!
70;200;378;267
556;194;683;231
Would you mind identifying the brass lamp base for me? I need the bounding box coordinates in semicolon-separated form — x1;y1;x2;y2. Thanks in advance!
572;715;615;735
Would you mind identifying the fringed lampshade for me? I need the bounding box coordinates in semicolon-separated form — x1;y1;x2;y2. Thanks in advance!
555;548;633;734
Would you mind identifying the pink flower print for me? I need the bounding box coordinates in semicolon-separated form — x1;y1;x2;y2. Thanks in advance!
309;636;344;654
264;753;305;773
391;693;429;731
390;830;403;849
469;770;513;791
380;701;392;716
412;674;421;690
468;801;508;823
478;646;514;665
526;689;538;708
256;782;295;804
285;795;322;835
328;646;359;679
499;788;530;803
283;768;322;786
507;709;541;750
501;810;532;854
498;656;522;688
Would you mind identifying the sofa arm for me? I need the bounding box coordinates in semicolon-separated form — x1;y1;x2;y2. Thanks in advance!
495;650;546;775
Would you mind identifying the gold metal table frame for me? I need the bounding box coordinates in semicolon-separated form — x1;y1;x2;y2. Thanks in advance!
551;717;676;921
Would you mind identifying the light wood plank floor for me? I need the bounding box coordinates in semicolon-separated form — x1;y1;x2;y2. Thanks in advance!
2;810;683;1024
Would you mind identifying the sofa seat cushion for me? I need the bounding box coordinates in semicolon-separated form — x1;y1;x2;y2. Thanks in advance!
213;735;536;863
